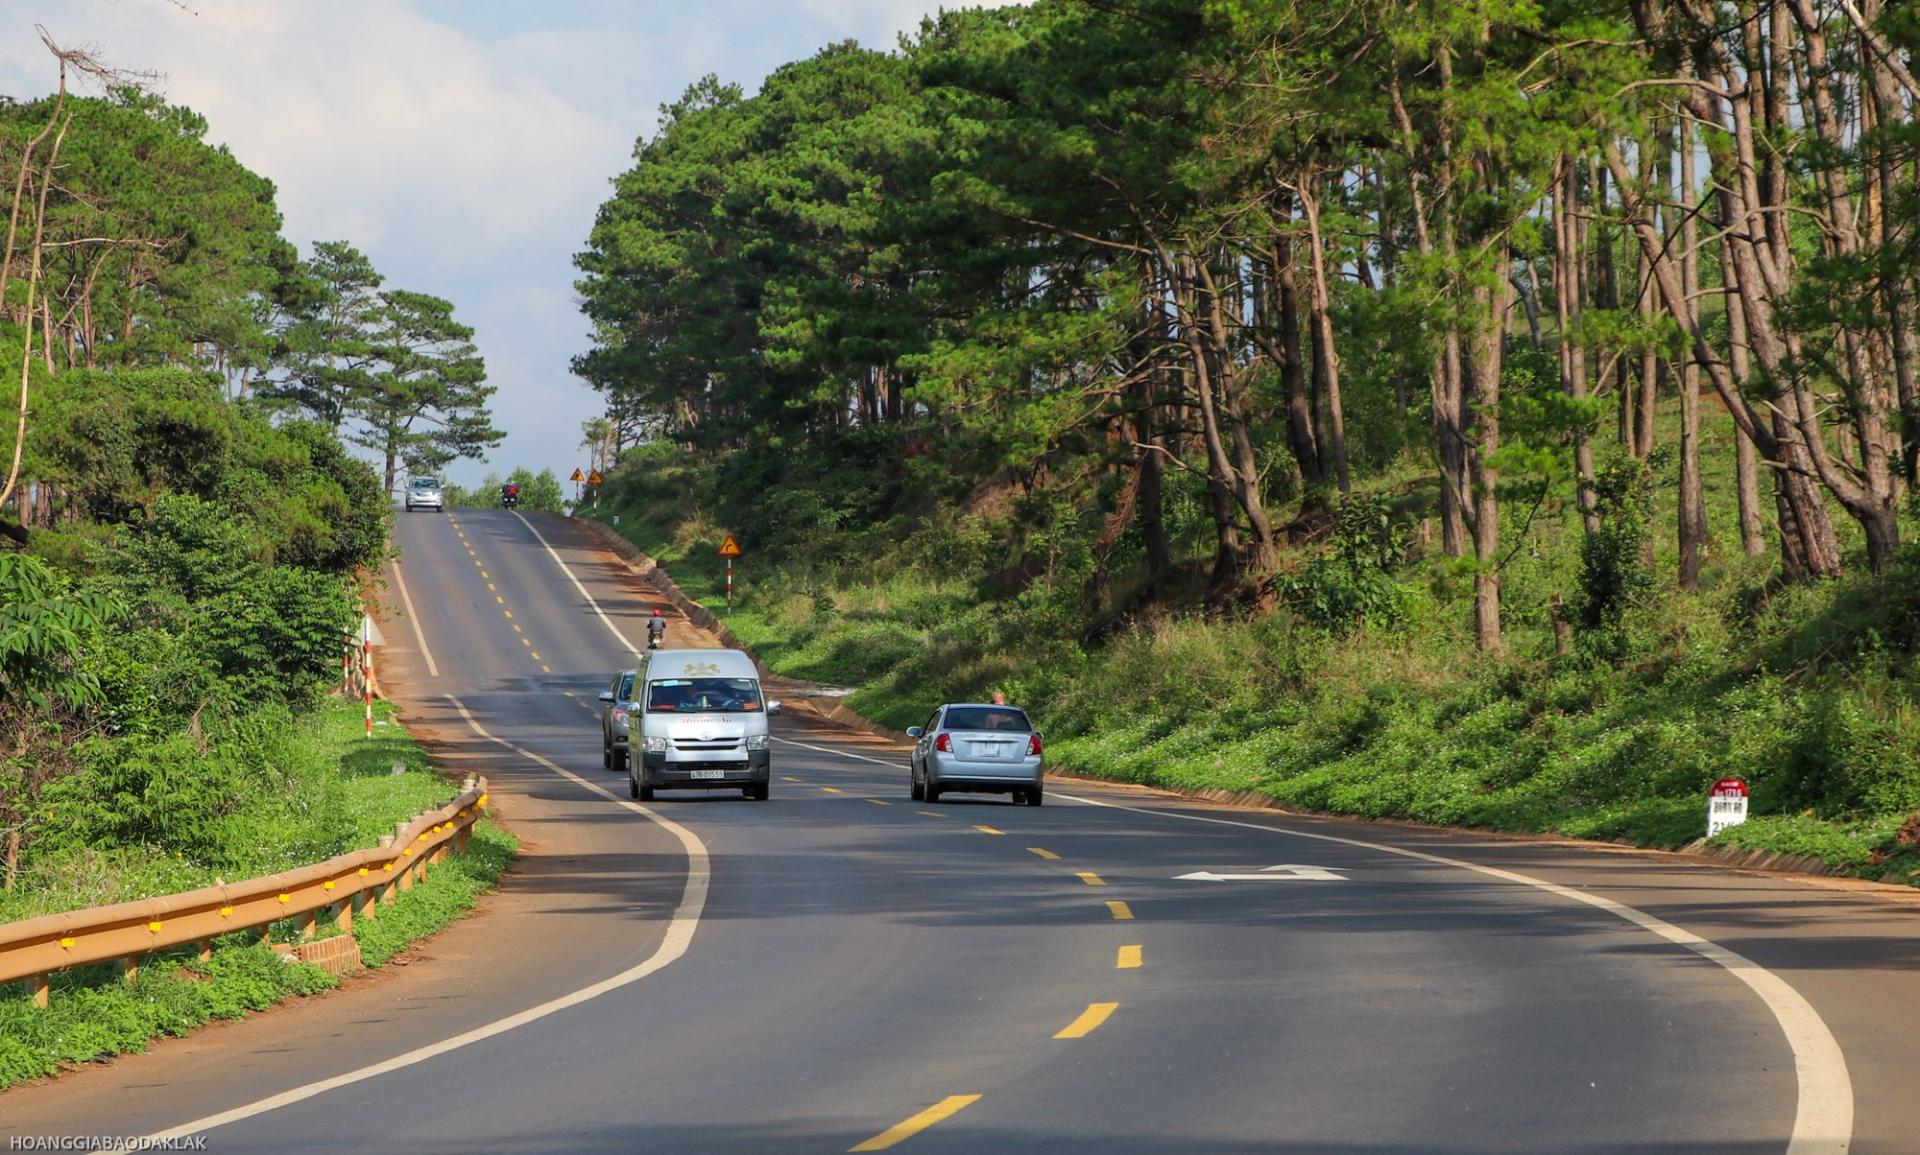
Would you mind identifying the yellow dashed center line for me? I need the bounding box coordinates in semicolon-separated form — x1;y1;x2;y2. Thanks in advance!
781;776;803;783
866;799;891;806
495;596;505;604
541;665;552;673
973;825;1004;836
520;638;531;647
1053;1002;1118;1039
1027;847;1060;860
503;610;512;619
487;582;496;591
1117;945;1142;969
530;652;541;661
916;810;944;818
1076;871;1105;887
848;1094;982;1152
820;786;844;794
480;570;489;579
1106;900;1134;920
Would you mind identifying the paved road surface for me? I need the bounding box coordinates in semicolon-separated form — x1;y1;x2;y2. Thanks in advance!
6;507;1919;1154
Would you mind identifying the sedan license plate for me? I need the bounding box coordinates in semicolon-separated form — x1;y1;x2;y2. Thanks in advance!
689;769;728;779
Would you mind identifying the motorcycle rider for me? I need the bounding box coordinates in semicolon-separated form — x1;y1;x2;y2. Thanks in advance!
646;608;668;650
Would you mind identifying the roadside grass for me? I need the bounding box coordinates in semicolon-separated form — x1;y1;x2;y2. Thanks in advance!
0;943;338;1090
0;698;455;925
0;703;518;1090
590;401;1920;883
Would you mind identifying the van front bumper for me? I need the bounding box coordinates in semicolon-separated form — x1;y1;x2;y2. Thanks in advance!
641;750;770;788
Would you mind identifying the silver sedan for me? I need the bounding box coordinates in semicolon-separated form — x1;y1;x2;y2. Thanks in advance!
907;704;1044;806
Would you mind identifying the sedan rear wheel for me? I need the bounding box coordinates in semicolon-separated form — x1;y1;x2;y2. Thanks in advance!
602;740;612;771
923;775;940;804
1025;787;1044;807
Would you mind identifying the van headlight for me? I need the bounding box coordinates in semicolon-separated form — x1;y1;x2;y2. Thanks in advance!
642;736;669;754
745;734;770;751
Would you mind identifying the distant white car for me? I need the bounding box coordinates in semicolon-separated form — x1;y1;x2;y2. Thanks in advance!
405;477;444;512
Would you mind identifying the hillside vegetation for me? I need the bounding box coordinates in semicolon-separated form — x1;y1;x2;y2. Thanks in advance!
0;43;499;917
575;2;1920;880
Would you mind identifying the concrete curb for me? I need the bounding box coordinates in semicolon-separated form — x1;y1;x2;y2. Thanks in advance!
569;515;1881;889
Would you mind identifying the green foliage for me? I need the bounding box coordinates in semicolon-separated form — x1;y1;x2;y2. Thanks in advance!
1276;495;1412;631
0;554;120;713
1574;456;1655;658
0;944;336;1090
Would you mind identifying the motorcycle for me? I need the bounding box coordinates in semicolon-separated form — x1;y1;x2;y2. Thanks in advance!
500;491;519;509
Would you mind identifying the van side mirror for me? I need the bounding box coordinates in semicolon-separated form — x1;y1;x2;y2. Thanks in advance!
766;700;782;716
597;691;615;703
905;726;923;739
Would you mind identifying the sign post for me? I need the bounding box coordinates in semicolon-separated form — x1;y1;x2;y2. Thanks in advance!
718;534;743;611
1707;777;1749;837
587;469;604;509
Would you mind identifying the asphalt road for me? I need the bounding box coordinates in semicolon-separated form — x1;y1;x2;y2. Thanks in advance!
6;507;1920;1154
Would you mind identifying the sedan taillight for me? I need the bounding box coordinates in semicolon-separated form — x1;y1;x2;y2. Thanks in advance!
934;732;952;753
1027;733;1043;757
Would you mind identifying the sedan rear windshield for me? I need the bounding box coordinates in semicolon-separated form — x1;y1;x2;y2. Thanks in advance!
647;677;762;713
943;707;1031;732
411;478;439;489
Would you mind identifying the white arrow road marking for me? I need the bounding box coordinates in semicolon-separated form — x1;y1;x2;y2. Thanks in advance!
1176;864;1347;881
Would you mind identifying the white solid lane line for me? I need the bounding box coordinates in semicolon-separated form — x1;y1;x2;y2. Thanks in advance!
509;509;641;658
783;730;1853;1155
135;695;709;1147
772;735;905;766
389;558;439;678
1054;791;1853;1155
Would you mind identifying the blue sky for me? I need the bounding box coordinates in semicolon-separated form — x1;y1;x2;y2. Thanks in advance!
0;0;999;488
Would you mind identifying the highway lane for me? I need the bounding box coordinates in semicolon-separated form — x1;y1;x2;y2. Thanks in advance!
7;506;1918;1152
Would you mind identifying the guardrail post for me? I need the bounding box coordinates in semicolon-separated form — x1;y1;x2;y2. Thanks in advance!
197;940;211;963
28;973;47;1009
115;956;138;983
333;897;351;934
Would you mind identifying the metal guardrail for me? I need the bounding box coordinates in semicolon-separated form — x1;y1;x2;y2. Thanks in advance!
0;777;490;1007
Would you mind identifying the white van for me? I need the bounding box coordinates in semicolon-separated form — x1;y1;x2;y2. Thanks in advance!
627;649;779;801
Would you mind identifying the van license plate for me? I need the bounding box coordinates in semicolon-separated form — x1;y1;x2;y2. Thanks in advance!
690;769;727;779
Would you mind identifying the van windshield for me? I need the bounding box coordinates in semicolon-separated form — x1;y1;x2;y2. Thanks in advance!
647;677;762;713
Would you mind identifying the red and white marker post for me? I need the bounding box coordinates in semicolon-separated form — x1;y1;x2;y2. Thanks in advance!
362;616;374;739
1707;777;1749;837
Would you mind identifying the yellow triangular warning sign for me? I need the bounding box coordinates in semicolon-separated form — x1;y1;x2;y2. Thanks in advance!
570;468;585;482
717;534;743;558
587;470;604;485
